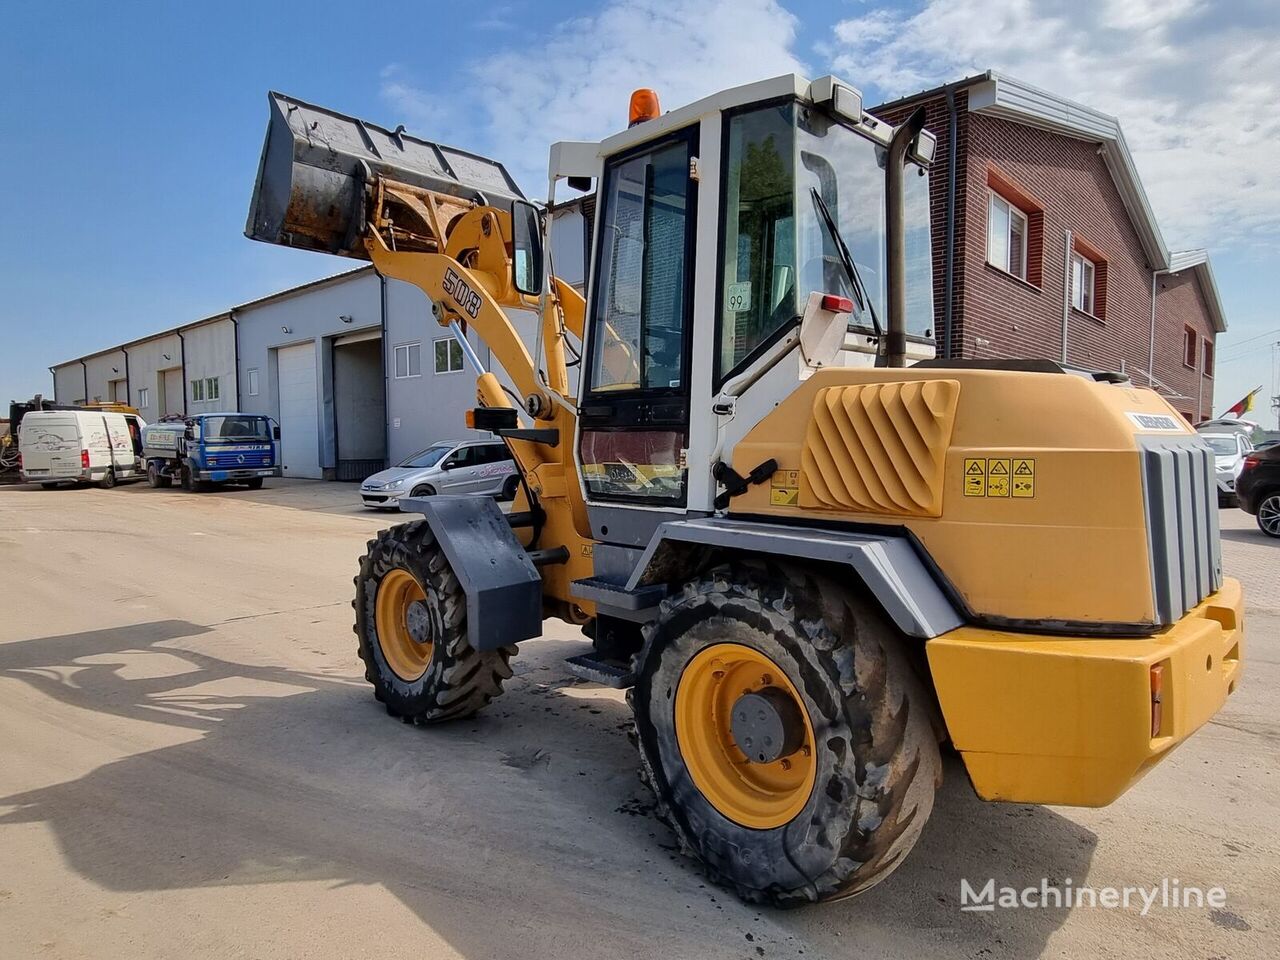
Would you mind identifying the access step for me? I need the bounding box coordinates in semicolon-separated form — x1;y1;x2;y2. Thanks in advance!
565;653;635;689
570;576;666;611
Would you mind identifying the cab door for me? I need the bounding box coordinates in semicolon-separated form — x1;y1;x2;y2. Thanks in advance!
579;126;698;544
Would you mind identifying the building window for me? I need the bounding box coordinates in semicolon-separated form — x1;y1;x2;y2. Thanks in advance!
1071;253;1096;315
1183;327;1198;368
137;387;149;408
434;338;465;374
988;191;1029;280
247;368;260;396
1202;339;1214;378
205;377;220;401
191;378;204;401
394;342;422;379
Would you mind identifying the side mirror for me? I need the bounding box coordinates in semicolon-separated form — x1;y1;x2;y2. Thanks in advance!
272;426;281;440
440;459;456;471
511;200;544;296
184;427;195;441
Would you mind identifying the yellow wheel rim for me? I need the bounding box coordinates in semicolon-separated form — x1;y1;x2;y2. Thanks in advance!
674;642;816;829
375;568;434;682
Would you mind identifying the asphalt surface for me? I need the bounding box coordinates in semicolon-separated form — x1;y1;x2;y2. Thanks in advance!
0;479;1275;959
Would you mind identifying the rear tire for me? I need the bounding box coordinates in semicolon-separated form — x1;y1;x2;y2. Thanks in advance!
501;475;520;501
353;521;516;722
147;463;164;488
40;482;60;490
1257;492;1280;538
99;468;116;489
632;560;940;905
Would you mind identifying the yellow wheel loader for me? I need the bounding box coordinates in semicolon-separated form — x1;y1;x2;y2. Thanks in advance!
246;76;1243;905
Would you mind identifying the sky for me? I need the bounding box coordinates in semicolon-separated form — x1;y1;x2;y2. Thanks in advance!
2;0;1277;421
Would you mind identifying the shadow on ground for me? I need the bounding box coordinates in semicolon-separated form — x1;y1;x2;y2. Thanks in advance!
0;621;1096;959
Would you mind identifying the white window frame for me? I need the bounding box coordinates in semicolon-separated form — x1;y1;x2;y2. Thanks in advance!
137;386;150;409
1071;252;1096;315
205;376;220;401
247;368;260;396
987;190;1029;280
394;342;422;379
433;337;465;375
191;378;204;402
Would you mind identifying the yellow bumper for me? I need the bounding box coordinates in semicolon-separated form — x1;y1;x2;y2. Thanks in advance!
926;577;1243;806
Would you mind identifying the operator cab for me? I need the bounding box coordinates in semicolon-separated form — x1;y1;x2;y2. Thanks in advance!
548;75;936;544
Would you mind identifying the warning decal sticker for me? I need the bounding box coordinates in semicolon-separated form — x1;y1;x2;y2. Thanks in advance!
963;459;986;497
963;457;1036;499
1012;458;1036;498
770;469;800;506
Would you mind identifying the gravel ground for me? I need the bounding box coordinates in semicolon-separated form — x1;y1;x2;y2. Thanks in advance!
0;480;1275;959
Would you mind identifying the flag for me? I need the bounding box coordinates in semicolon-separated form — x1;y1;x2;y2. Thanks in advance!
1222;387;1262;418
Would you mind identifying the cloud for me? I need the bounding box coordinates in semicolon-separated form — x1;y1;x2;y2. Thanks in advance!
381;0;806;196
826;0;1280;252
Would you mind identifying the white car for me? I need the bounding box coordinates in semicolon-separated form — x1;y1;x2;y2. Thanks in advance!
360;439;519;510
20;409;147;488
1201;432;1253;504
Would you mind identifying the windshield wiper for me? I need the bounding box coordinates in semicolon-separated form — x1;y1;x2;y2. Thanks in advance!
809;187;883;346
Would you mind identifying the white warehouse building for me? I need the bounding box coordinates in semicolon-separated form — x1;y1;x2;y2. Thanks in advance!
47;198;590;482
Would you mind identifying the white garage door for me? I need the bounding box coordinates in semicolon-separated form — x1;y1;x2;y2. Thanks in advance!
276;343;321;479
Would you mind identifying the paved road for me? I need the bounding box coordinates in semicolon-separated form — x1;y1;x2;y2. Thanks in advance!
0;481;1275;959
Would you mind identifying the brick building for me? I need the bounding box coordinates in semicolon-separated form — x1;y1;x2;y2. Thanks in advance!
873;71;1226;421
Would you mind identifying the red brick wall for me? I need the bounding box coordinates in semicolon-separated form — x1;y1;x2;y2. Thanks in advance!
1155;270;1217;420
874;92;1217;419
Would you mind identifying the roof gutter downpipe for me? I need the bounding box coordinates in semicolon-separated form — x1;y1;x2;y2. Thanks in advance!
177;328;188;415
1148;268;1167;388
230;310;241;409
1061;229;1073;363
885;107;927;368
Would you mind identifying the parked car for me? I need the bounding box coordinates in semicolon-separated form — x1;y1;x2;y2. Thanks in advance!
142;413;281;491
1201;431;1253;506
1236;445;1280;537
360;439;518;510
19;409;146;488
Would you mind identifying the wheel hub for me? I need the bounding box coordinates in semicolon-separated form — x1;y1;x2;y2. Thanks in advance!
730;688;806;764
674;642;817;829
405;598;434;645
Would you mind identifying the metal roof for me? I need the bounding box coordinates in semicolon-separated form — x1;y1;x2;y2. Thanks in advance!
871;71;1227;330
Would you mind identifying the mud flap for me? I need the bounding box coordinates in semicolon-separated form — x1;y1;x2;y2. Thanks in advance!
397;495;542;651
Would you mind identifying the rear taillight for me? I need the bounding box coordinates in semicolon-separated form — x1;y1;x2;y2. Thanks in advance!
16;453;22;469
81;449;90;469
1243;455;1260;471
1150;662;1166;738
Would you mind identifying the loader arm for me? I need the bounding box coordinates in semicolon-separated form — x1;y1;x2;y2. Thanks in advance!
363;210;596;622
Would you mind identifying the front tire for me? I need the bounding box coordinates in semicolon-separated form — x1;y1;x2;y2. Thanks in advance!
632;561;940;906
1257;492;1280;538
353;521;515;722
409;484;435;498
501;475;520;501
245;478;264;490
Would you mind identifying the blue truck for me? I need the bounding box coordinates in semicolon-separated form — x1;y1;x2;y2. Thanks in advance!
142;413;281;491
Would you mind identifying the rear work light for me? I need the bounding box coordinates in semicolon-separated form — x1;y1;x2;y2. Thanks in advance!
81;449;90;469
821;294;854;314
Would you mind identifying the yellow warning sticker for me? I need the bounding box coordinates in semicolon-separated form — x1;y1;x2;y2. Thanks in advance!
963;458;986;497
1012;458;1036;498
964;456;1035;499
986;458;1010;497
770;469;800;506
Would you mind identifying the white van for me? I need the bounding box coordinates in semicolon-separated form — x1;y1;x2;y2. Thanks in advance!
20;410;147;488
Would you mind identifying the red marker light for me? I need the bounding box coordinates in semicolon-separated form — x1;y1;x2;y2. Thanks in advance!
821;294;854;314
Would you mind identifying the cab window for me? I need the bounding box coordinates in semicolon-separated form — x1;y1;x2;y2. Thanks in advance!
718;101;798;379
588;137;692;394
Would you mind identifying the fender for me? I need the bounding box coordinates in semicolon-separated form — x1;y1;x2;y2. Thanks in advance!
626;517;963;639
397;494;543;651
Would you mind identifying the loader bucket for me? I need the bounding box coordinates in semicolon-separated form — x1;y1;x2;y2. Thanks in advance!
245;92;525;260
